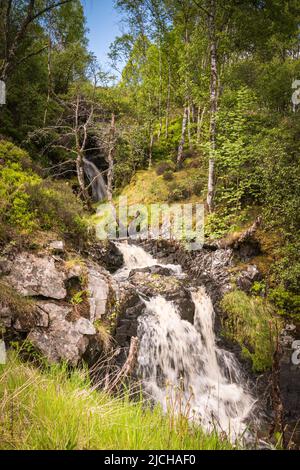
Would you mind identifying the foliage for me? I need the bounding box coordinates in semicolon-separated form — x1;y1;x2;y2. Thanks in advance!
221;290;282;372
0;140;88;246
0;353;232;450
0;281;35;330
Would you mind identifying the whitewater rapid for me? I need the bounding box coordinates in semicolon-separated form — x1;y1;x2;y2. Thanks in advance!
115;242;256;441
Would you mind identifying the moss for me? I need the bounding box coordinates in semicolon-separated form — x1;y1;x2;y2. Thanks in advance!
0;280;35;329
0;280;34;315
221;290;282;372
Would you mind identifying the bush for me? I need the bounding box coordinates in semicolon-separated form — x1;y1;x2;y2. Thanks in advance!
269;286;300;318
156;161;175;176
0;140;89;246
221;290;282;372
0;140;32;168
27;180;89;244
163;171;174;181
167;182;193;202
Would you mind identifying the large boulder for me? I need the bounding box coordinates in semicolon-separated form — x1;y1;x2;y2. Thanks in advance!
66;260;117;322
6;252;67;300
28;302;96;366
128;271;195;324
86;263;117;322
114;286;145;350
141;239;233;303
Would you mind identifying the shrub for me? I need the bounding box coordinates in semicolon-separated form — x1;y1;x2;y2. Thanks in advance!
221;290;282;372
269;286;300;318
0;140;32;168
0;140;89;246
163;171;174;181
156;161;175;176
26;180;89;244
168;183;192;202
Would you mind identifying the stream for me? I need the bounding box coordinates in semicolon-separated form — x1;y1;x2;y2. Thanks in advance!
114;242;257;442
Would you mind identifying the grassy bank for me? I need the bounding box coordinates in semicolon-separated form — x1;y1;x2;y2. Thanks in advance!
0;353;232;450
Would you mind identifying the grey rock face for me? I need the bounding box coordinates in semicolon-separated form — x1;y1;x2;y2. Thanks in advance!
49;240;65;253
128;271;195;324
85;240;124;273
28;302;96;365
236;265;261;292
1;251;117;365
87;265;110;322
6;253;67;300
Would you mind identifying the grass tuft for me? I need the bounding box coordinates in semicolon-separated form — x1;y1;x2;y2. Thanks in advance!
0;353;232;450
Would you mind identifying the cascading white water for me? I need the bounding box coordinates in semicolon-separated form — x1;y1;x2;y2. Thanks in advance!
83;158;107;201
138;292;255;441
115;242;182;280
115;242;256;441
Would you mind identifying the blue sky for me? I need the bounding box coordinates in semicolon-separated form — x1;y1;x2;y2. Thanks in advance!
82;0;123;69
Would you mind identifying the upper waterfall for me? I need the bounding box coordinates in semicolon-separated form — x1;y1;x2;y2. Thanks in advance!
83;158;107;202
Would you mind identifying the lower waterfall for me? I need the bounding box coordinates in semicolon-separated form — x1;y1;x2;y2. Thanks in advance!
115;242;256;442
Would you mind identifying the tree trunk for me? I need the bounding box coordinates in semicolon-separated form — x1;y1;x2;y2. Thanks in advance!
149;131;154;169
107;113;115;203
43;36;52;126
76;153;90;206
157;42;163;141
187;102;192;148
177;106;188;168
165;62;171;139
207;0;218;213
197;106;206;144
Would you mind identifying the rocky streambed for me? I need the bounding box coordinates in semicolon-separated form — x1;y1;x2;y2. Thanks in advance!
0;236;299;445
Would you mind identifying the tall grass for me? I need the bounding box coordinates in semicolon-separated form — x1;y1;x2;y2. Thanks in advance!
0;353;232;450
221;290;283;372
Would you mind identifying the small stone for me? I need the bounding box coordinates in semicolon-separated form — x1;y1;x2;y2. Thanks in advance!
75;318;96;336
49;241;65;253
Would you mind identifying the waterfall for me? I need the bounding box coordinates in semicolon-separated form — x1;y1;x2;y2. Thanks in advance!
115;242;256;442
115;242;182;280
83;158;107;202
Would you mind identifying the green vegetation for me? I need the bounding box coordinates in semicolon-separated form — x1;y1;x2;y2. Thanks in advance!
0;353;232;450
0;281;35;332
221;291;283;372
0;140;89;247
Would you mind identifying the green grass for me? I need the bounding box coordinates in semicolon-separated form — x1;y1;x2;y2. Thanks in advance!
0;353;232;450
221;290;283;372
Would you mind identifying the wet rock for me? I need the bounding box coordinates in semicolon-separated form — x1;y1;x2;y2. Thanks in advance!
141;239;233;302
85;241;124;273
128;272;195;324
115;287;145;348
236;265;262;292
87;263;117;322
6;252;67;300
129;265;173;277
